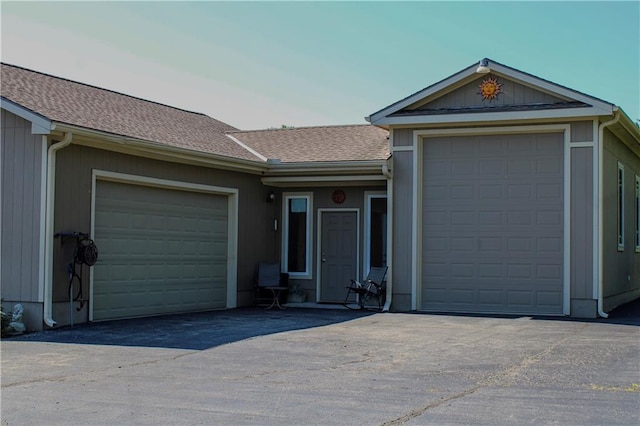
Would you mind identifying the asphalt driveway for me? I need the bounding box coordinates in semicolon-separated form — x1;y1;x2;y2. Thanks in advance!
2;305;639;425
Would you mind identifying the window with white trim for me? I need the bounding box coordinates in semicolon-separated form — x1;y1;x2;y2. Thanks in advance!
635;175;640;252
366;194;387;272
283;193;312;276
617;162;625;251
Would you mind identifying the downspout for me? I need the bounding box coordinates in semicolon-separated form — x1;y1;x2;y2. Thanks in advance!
597;109;620;318
382;162;393;312
43;132;73;327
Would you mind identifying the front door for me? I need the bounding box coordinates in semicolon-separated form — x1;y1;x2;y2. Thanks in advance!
320;210;358;302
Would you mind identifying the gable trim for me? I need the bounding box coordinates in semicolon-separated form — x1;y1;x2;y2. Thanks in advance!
372;107;613;126
367;59;615;125
1;97;52;134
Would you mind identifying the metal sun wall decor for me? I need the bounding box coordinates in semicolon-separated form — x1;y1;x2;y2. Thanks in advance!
478;76;503;102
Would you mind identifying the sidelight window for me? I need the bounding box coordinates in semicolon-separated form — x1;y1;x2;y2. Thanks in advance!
283;193;312;276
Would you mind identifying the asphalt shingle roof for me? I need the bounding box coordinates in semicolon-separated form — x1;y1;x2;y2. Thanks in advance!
228;125;389;163
1;63;261;161
1;63;390;165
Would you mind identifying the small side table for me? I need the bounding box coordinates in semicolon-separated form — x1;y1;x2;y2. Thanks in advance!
264;286;288;310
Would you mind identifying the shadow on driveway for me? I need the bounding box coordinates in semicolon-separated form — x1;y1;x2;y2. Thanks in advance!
5;307;374;350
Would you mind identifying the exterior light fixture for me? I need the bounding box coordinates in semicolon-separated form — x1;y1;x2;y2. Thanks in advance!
266;191;275;203
476;58;491;74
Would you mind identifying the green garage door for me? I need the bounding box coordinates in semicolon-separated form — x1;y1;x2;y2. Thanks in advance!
93;180;228;321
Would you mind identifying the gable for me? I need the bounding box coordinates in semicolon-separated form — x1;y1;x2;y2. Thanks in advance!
397;74;583;116
368;58;615;126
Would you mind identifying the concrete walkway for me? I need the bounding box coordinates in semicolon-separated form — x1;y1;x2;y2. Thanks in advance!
1;306;639;425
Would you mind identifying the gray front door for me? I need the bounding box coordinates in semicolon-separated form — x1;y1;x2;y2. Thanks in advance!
320;211;357;302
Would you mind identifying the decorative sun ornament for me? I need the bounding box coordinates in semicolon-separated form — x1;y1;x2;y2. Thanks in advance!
478;76;503;101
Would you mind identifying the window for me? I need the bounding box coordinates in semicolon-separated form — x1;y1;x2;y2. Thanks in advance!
635;175;640;252
617;162;625;251
283;193;312;276
364;192;388;275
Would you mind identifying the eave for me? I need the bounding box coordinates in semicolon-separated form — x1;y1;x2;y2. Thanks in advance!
51;123;269;174
261;159;389;187
371;106;614;127
1;97;52;134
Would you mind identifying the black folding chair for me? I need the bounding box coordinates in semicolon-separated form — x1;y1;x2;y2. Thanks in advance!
343;266;388;311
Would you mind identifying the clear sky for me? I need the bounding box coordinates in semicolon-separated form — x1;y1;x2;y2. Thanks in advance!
2;1;638;130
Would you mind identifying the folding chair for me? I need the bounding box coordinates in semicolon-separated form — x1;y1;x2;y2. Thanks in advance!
256;262;288;310
343;266;388;310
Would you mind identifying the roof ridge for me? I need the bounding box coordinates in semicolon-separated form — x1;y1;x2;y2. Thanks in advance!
227;123;374;134
0;62;222;120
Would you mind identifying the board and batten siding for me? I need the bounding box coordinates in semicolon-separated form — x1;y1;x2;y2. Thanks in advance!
602;129;640;311
51;143;275;325
410;76;566;111
390;150;414;310
1;110;46;330
569;121;596;317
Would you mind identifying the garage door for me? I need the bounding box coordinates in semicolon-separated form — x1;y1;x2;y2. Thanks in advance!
422;133;563;315
93;180;228;321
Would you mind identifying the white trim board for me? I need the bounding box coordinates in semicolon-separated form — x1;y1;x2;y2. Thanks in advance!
1;97;52;134
281;192;313;280
89;170;239;320
363;191;388;279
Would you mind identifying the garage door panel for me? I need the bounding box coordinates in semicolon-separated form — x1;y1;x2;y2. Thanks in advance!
93;180;228;321
422;133;563;315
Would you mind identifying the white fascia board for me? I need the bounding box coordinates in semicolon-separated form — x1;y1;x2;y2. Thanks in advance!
265;160;387;175
262;175;386;187
487;62;615;111
371;106;613;127
53;123;268;173
1;97;52;134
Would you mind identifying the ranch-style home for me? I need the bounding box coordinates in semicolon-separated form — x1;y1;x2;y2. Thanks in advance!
1;59;638;331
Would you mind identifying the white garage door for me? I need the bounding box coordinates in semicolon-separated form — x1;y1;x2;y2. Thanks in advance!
93;180;228;321
422;133;564;315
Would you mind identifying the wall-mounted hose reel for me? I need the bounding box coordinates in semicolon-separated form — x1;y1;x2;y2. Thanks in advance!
54;232;99;326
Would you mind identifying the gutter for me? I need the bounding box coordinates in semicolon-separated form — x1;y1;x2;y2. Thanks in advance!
43;132;73;327
596;109;620;319
52;123;267;174
381;161;393;312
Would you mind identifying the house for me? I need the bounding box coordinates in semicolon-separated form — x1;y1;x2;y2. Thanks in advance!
368;59;640;318
1;59;638;331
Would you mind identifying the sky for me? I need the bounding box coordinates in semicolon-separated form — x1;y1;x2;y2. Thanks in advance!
1;1;639;130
